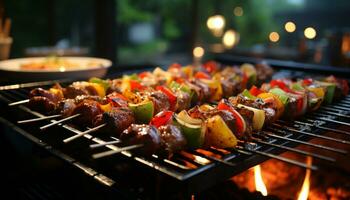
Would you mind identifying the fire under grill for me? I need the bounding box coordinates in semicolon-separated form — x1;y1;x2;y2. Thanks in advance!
0;78;350;198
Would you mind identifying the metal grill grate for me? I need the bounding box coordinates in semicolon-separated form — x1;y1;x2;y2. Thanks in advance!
0;81;349;196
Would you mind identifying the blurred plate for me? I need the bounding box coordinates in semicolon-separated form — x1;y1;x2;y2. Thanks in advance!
0;57;112;82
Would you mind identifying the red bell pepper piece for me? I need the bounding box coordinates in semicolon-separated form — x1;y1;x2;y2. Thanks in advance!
149;110;174;128
203;61;217;73
217;99;246;135
130;80;145;92
249;85;262;96
156;86;177;111
303;78;313;86
194;71;211;80
270;79;292;93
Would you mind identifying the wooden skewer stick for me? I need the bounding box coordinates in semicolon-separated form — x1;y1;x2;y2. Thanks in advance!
63;123;106;143
40;113;80;130
8;99;29;106
17;114;61;124
192;151;236;167
90;139;121;149
92;144;144;159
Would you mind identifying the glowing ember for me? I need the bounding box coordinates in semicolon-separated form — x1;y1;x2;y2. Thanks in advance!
297;157;312;200
254;165;268;196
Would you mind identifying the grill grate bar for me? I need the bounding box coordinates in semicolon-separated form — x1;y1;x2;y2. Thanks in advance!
294;120;350;136
252;138;336;162
263;131;348;154
235;146;318;170
1;84;349;186
271;124;350;145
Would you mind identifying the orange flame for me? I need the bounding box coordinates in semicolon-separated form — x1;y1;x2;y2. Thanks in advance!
254;165;268;196
297;157;313;200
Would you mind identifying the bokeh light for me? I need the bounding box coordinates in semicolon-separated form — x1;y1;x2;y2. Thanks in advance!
304;27;317;39
193;46;204;58
233;7;243;16
223;30;238;48
269;32;280;42
284;21;296;33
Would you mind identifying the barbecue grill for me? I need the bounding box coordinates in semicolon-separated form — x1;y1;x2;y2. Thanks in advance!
0;58;349;199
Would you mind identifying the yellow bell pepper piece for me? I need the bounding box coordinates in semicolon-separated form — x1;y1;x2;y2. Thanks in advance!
205;115;237;148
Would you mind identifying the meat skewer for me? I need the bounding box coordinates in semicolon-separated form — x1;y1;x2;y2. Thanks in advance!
11;61;350;166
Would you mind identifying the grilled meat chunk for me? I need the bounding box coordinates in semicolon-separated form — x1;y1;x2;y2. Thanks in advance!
63;82;99;99
28;96;57;113
148;91;170;114
255;62;274;85
174;90;191;111
158;125;186;155
234;106;254;140
71;99;103;127
58;99;76;117
100;107;135;136
191;80;211;103
28;88;64;113
120;124;161;156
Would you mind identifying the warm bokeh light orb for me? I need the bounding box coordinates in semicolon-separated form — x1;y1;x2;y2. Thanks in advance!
284;21;296;32
193;46;204;58
206;15;225;30
304;27;317;39
269;32;280;42
222;30;237;48
233;6;243;16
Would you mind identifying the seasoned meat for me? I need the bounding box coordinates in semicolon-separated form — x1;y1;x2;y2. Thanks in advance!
120;124;161;156
29;88;63;103
283;96;298;120
64;82;99;98
71;99;103;127
263;107;276;124
255;62;273;85
221;79;235;98
158;125;186;155
28;88;63;113
28;96;57;113
149;91;170;114
234;106;254;140
57;99;76;117
229;95;264;109
106;79;122;94
216;110;238;136
175;90;191;112
106;92;128;107
64;86;88;99
191;80;211;103
101;107;135;136
74;95;105;104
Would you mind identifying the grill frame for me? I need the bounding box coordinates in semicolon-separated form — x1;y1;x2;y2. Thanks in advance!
0;67;349;197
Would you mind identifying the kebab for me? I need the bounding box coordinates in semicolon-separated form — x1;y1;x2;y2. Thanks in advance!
13;61;348;157
111;76;349;158
23;61;270;130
